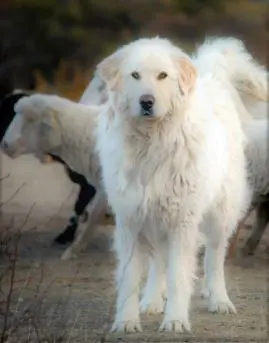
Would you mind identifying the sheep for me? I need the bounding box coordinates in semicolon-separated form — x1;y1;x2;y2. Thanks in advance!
0;88;104;249
1;91;111;260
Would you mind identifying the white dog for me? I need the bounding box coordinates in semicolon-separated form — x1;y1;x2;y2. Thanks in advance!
140;37;268;300
96;37;251;333
3;36;264;332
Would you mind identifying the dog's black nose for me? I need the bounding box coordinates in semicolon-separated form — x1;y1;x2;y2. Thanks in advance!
139;94;155;111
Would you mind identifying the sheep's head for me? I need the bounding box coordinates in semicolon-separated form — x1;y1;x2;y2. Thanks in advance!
1;95;62;159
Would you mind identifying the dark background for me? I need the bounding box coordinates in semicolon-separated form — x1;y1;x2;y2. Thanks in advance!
1;0;268;100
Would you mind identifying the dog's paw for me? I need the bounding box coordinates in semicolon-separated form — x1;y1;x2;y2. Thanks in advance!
159;318;191;333
111;320;142;333
208;295;236;314
140;297;164;315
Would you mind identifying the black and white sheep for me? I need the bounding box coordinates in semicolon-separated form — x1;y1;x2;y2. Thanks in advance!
0;90;100;247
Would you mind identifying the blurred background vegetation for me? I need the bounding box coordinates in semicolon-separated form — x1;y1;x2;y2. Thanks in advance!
1;0;268;100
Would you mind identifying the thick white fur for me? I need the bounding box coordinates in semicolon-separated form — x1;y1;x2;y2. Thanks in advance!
193;37;268;103
96;37;251;332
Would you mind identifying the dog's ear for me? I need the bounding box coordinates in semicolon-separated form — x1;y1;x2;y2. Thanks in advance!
97;48;125;90
176;57;197;96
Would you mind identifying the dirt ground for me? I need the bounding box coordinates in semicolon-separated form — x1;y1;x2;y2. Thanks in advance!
0;153;268;343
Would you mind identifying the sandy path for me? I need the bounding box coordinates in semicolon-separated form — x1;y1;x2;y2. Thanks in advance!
0;153;268;342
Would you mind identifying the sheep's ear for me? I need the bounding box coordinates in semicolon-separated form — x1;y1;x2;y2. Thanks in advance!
23;109;37;121
176;57;197;96
97;48;125;90
41;112;56;129
40;112;61;150
15;96;37;121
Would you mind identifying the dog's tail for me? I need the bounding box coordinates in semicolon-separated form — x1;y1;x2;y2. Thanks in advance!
194;37;268;105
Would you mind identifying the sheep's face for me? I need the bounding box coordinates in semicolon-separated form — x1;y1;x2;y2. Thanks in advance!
2;109;61;159
1;109;41;158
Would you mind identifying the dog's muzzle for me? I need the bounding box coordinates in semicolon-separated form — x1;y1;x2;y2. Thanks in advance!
139;94;155;116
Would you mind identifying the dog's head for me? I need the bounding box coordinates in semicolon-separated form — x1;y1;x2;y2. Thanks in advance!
1;96;62;159
97;37;197;120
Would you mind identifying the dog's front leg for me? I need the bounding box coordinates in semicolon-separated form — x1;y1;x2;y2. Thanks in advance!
202;213;236;314
140;243;167;315
111;223;143;333
160;222;199;333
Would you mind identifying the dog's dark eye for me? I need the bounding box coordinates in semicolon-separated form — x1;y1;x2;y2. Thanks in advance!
131;72;140;80
158;72;168;80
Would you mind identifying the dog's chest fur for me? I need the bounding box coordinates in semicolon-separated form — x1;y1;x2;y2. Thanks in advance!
98;104;228;235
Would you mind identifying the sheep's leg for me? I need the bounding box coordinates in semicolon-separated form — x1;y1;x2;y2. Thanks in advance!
242;201;269;256
54;216;78;245
227;209;252;259
61;191;107;260
54;177;96;244
227;221;245;259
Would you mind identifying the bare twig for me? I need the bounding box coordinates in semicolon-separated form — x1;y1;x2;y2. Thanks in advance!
18;202;36;231
0;202;36;342
0;173;11;183
66;309;81;343
0;227;19;343
0;182;27;209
